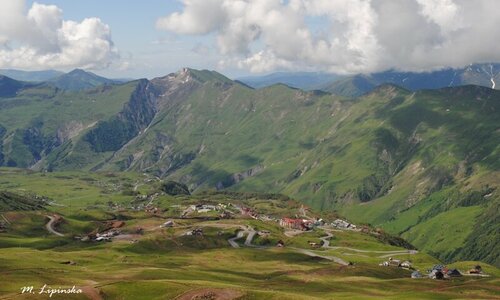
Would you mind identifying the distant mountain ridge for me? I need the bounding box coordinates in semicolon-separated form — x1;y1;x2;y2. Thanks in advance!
0;69;63;82
0;68;131;91
321;63;500;97
237;63;500;97
236;72;339;90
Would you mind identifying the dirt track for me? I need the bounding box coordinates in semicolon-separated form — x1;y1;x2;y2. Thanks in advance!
45;215;64;237
175;288;244;300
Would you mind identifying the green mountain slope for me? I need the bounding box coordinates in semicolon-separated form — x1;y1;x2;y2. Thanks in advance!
0;75;35;98
48;69;116;91
0;191;46;211
0;68;498;265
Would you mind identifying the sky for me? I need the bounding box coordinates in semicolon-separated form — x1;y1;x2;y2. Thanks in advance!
0;0;499;79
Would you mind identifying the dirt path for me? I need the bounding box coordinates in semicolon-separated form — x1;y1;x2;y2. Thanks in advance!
319;230;418;257
45;215;64;237
290;247;349;266
81;285;103;300
378;250;418;258
175;288;244;300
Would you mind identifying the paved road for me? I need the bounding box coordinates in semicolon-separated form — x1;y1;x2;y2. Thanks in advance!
244;228;256;246
228;226;258;248
228;230;246;248
45;215;64;237
320;231;333;247
227;227;348;266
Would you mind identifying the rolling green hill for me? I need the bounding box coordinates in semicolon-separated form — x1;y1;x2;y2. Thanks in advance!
48;68;117;91
0;191;46;211
0;68;498;266
0;75;35;98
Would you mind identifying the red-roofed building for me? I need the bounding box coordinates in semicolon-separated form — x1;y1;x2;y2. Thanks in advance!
279;218;312;230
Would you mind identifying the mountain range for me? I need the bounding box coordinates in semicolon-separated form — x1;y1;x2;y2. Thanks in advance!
0;68;129;91
0;67;498;266
237;72;339;90
0;69;64;82
239;63;500;97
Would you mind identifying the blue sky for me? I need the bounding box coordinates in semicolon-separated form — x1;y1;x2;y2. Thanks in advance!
3;0;500;79
22;0;225;78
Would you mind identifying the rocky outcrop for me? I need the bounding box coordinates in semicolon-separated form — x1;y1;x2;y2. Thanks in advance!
84;79;157;152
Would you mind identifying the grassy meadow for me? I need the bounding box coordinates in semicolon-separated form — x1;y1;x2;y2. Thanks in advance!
0;169;498;299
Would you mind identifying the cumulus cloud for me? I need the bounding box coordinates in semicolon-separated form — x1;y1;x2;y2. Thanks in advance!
0;0;118;70
157;0;500;73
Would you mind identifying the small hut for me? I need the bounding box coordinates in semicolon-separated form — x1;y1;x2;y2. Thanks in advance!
447;269;462;277
411;271;423;278
429;269;444;280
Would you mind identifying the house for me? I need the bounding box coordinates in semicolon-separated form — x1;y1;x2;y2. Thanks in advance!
161;220;174;227
219;211;232;219
400;261;412;269
331;219;356;229
313;218;325;226
411;271;423;278
241;207;258;219
468;265;483;274
447;269;462;277
379;258;402;267
308;241;320;248
429;269;445;280
276;240;285;247
280;218;312;230
191;228;203;236
258;230;271;237
388;257;401;267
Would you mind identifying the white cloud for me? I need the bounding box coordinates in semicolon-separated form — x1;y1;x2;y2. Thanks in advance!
157;0;500;73
0;0;118;70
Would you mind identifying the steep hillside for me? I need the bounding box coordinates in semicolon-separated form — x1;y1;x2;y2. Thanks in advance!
48;69;117;91
0;75;35;98
0;68;497;265
0;81;138;168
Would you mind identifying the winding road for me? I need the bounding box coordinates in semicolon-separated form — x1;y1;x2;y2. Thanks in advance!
228;230;246;248
45;215;65;237
227;227;349;265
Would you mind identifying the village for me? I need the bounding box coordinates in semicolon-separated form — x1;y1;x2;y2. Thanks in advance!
42;187;490;282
